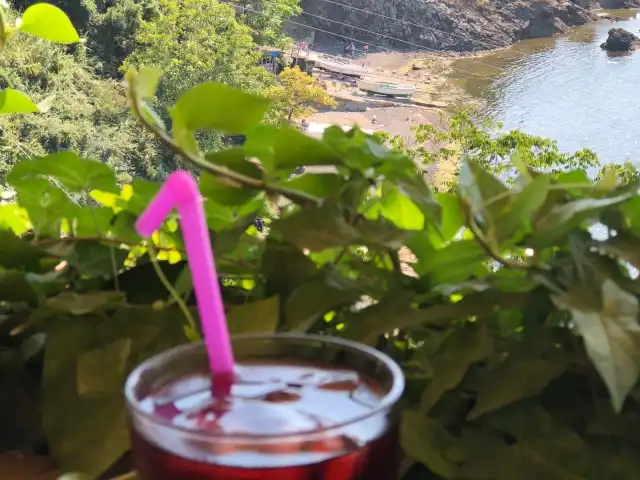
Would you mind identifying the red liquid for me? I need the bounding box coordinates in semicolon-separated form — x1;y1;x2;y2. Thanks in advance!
130;363;400;479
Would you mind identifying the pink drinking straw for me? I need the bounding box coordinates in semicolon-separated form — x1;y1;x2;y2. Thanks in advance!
135;170;235;398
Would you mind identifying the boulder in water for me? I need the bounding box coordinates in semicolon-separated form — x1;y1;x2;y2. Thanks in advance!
600;28;640;52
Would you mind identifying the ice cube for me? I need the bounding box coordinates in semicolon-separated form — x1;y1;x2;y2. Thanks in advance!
153;372;211;406
218;401;320;435
231;381;289;399
174;389;211;411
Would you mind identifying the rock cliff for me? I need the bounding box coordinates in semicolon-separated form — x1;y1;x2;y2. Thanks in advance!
297;0;640;51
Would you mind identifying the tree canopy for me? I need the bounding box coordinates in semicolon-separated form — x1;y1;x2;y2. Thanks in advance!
265;66;336;123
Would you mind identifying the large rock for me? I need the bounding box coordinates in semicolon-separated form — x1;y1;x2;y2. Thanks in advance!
518;7;569;39
600;28;640;52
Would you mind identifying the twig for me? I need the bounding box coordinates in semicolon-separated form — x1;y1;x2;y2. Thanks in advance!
148;242;199;335
126;72;321;207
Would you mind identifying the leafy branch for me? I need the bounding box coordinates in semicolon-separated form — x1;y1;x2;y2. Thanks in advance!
125;70;321;206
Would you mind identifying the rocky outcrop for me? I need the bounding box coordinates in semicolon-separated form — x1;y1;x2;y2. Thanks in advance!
297;0;597;52
600;28;640;51
598;0;640;8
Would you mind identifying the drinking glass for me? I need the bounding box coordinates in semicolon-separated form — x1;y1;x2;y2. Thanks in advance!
125;333;405;480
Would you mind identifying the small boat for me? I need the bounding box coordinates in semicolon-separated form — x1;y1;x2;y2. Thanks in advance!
314;58;366;77
358;79;417;98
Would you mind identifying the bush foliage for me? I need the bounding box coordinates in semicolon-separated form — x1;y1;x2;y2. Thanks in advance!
1;3;640;480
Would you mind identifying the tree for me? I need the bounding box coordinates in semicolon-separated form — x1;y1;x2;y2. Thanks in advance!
123;0;273;113
85;0;160;78
265;66;335;123
0;10;164;182
380;107;605;191
232;0;301;48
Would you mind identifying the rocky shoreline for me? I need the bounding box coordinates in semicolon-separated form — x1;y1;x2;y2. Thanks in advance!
298;0;640;52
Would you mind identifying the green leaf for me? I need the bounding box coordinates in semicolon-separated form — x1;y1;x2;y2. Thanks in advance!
495;175;550;242
343;289;417;344
170;110;200;158
420;323;493;412
0;270;38;304
72;206;114;237
172;83;271;134
555;169;590;186
459;156;510;222
137;66;162;100
378;182;424;231
599;233;640;270
466;351;569;420
355;219;411;250
172;266;193;300
25;270;67;301
203;201;240;231
0;204;31;235
243;125;276;167
42;307;186;477
272;127;341;169
127;179;161;215
435;192;464;243
11;178;77;235
285;280;361;331
346;290;529;345
380;161;441;226
111;211;142;243
8;152;118;193
552;279;640;412
44;291;125;316
273;205;359;251
284;173;343;199
19;4;80;44
0;230;47;271
226;296;279;335
420;240;486;283
532;192;635;248
621;197;640;234
0;89;39;114
46;241;127;278
200;148;261;205
261;244;318;299
401;410;465;479
0;348;43;452
459;404;591;480
76;339;132;395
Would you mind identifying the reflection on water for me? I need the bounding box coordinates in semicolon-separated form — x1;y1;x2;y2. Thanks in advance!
450;10;640;174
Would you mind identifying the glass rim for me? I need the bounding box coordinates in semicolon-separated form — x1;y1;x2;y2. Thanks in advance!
124;333;405;442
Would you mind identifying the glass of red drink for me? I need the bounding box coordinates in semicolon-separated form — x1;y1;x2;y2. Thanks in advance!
125;333;405;480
